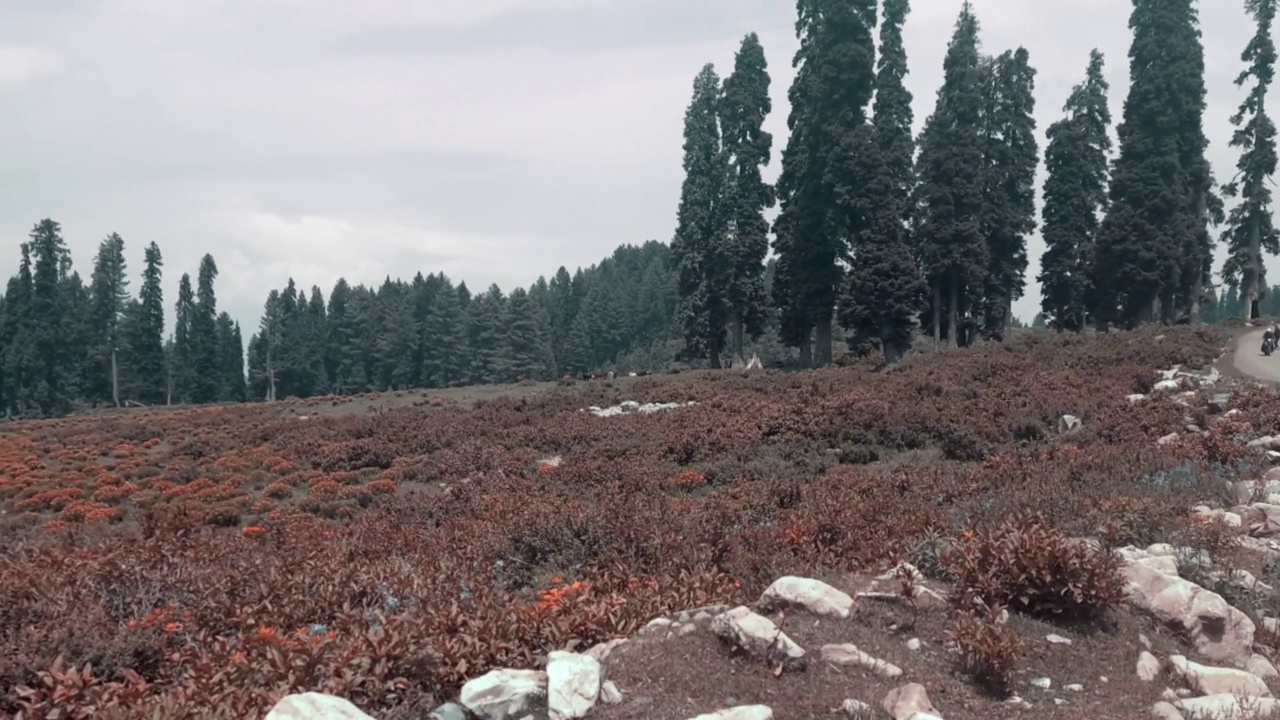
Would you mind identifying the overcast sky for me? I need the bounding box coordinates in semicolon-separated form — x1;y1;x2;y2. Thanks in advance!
0;0;1271;338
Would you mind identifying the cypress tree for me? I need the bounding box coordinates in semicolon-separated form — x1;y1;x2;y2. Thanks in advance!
720;33;775;366
838;0;924;363
1220;0;1277;320
1039;50;1112;331
189;254;221;403
129;242;166;404
1094;0;1211;326
915;2;988;347
671;63;730;367
977;47;1038;339
86;233;129;406
772;0;878;366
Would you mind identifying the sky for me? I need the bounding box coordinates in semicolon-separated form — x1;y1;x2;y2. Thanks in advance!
0;0;1273;338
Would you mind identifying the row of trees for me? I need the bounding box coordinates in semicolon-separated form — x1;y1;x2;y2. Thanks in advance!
669;0;1276;365
0;221;245;417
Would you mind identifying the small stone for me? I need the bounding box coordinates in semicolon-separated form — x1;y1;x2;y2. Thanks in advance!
1065;683;1083;692
906;638;921;651
1030;677;1051;689
1047;633;1072;645
841;698;873;717
600;681;623;705
427;703;467;720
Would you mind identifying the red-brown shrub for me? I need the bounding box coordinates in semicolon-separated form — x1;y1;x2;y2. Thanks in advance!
941;511;1127;621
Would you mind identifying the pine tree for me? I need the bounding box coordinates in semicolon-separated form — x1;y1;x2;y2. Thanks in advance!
189;254;221;403
1;247;36;415
1094;0;1211;326
215;312;245;402
837;0;924;363
772;0;878;366
86;233;129;406
257;290;283;401
172;273;194;403
720;33;775;366
916;2;988;347
28;220;75;415
977;47;1038;339
1221;0;1278;320
671;63;730;367
503;287;550;381
467;286;505;384
1039;50;1113;331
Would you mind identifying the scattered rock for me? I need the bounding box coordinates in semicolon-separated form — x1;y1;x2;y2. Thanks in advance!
546;651;602;720
459;668;546;720
1137;651;1162;682
758;576;855;619
428;704;468;720
1168;655;1271;698
882;683;940;720
1058;414;1082;433
687;706;773;720
820;644;902;678
1176;694;1280;718
599;681;623;705
841;698;874;717
265;693;374;720
588;400;696;417
709;606;807;671
1150;700;1182;720
1046;633;1072;645
1121;559;1256;667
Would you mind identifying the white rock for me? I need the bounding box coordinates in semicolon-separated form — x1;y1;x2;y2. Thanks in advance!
1047;633;1072;645
820;644;902;678
710;606;806;670
1122;560;1255;667
1138;651;1162;681
1168;655;1271;698
841;698;873;716
1150;700;1183;720
460;668;547;720
599;681;623;705
1030;677;1051;689
265;693;374;720
906;638;922;651
1176;694;1280;718
546;651;602;720
758;576;855;619
687;706;773;720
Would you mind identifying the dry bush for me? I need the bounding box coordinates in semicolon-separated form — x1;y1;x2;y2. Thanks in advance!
941;511;1127;622
945;604;1021;696
0;324;1247;715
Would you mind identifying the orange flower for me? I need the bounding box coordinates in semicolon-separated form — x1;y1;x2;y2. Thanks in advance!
126;619;139;631
163;622;179;633
230;650;246;664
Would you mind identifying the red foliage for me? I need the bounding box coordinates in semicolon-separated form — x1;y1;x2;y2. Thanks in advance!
0;325;1246;715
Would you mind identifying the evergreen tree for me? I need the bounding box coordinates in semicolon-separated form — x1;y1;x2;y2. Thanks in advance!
86;233;129;406
1038;50;1113;331
123;242;166;405
215;312;245;402
772;0;878;366
720;33;775;366
257;290;283;401
671;63;731;367
503;287;551;381
467;286;505;384
977;48;1038;339
189;254;221;403
1220;0;1278;320
916;2;988;347
1;247;36;415
172;273;194;403
421;275;466;387
28;220;76;415
1094;0;1212;326
837;0;924;363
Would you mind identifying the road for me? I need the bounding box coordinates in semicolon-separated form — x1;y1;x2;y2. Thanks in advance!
1233;327;1280;384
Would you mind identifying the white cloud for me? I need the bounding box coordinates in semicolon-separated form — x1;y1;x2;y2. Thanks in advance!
0;44;60;89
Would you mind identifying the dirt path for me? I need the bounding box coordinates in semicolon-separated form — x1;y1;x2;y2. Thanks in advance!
1232;326;1280;384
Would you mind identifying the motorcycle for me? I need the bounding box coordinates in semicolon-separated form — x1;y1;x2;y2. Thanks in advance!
1264;336;1277;356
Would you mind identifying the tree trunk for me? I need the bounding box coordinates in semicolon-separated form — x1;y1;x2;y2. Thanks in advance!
798;326;812;368
882;322;907;365
730;307;745;368
931;282;941;348
946;274;959;349
266;343;276;402
110;348;119;408
708;346;722;370
814;315;833;367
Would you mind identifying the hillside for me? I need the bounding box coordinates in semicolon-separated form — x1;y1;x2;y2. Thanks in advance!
7;325;1280;718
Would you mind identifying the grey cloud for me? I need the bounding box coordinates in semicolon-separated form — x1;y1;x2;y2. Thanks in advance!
0;0;1273;338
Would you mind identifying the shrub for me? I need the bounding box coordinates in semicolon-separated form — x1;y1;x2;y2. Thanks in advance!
941;511;1126;622
946;603;1021;696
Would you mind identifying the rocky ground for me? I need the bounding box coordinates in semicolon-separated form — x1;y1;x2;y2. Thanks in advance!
258;338;1280;720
